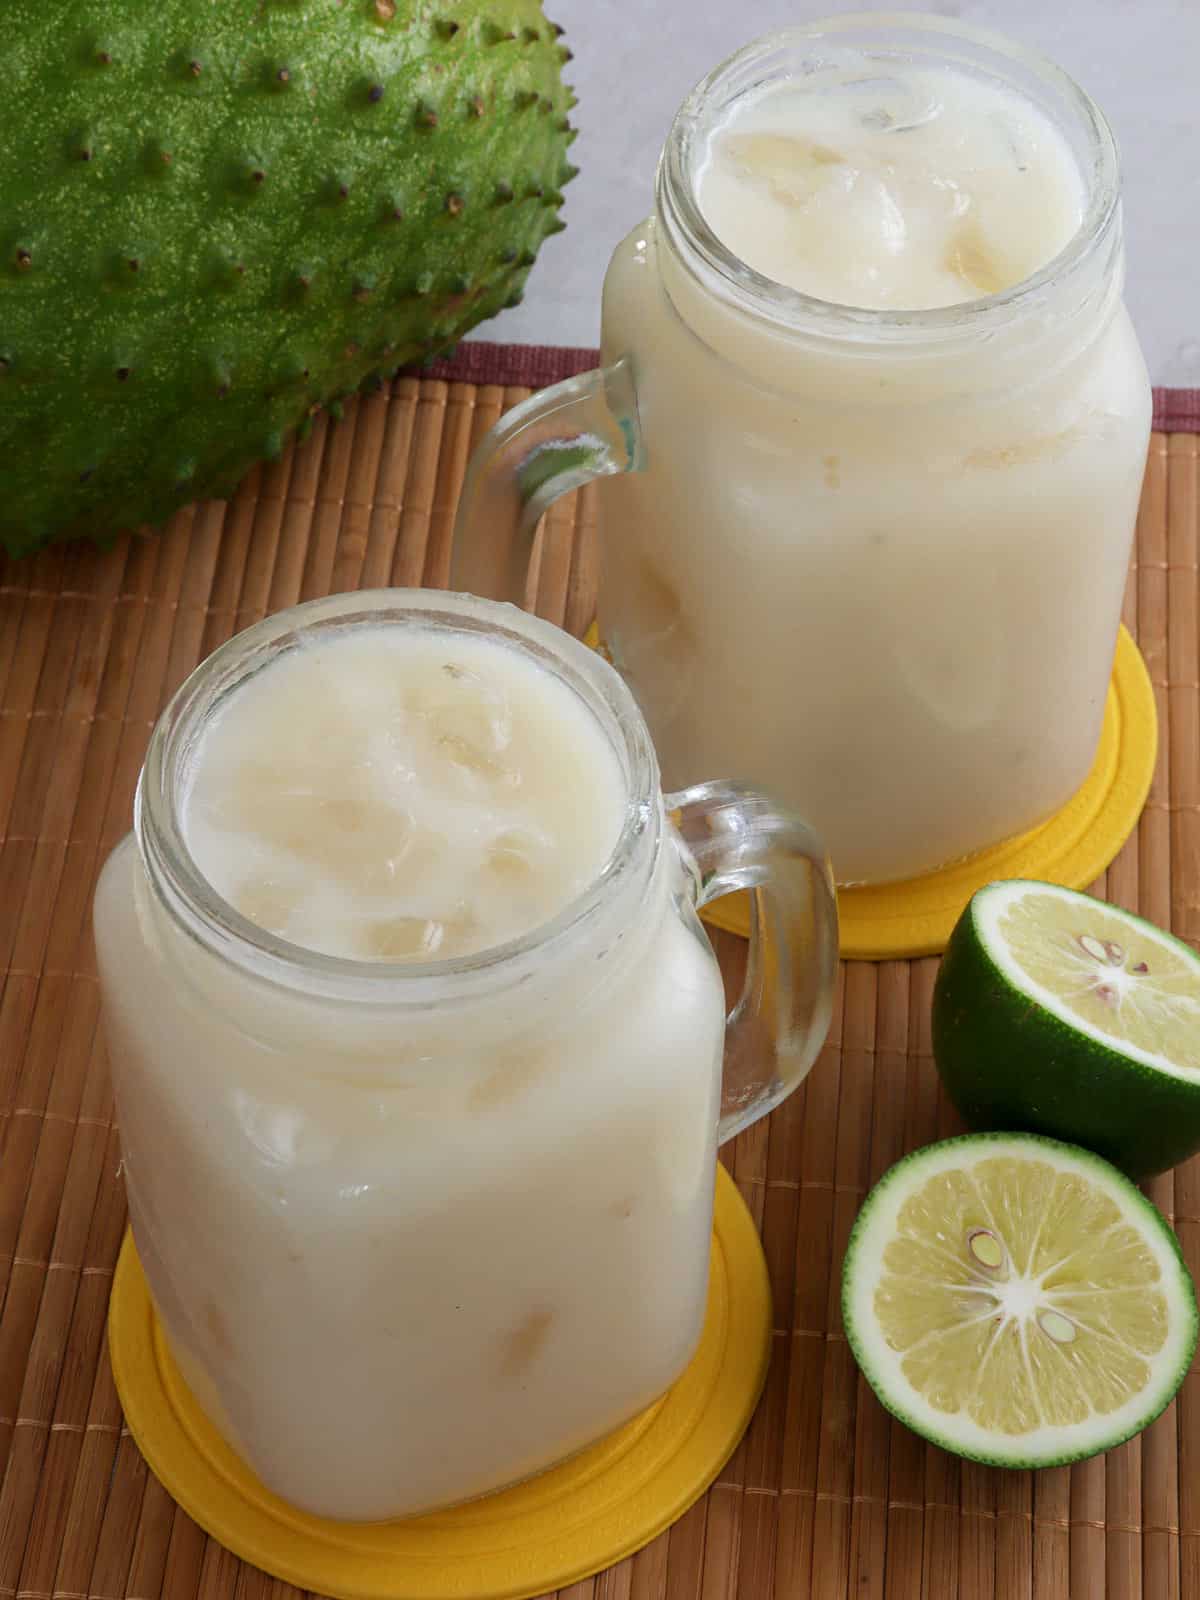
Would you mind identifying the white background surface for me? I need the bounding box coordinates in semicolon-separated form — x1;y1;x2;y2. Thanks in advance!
492;1;1200;384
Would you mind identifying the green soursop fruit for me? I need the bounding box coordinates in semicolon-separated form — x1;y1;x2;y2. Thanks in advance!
0;0;576;555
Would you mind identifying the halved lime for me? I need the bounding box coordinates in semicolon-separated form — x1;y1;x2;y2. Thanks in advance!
842;1133;1196;1468
933;879;1200;1178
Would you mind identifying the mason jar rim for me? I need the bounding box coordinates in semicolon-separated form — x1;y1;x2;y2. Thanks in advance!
134;590;662;1005
657;11;1122;345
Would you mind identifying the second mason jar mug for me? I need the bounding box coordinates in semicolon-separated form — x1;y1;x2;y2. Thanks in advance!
452;14;1152;886
93;589;838;1522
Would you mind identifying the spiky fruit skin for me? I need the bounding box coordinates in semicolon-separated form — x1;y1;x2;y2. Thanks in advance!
0;0;576;555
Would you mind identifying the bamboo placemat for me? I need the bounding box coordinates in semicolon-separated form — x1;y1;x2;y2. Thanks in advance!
0;351;1197;1600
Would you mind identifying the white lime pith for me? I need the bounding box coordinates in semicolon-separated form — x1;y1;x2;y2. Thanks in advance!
842;1133;1197;1468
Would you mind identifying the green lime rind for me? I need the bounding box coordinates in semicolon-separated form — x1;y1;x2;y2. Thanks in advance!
841;1131;1198;1470
932;880;1200;1179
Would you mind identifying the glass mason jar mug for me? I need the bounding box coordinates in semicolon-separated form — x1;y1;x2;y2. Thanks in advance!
93;590;838;1523
452;15;1152;886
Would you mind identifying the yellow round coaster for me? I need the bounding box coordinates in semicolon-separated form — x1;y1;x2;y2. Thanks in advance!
109;1165;770;1600
584;624;1156;961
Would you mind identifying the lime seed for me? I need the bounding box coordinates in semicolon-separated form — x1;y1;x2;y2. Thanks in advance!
967;1228;1004;1269
1037;1309;1078;1344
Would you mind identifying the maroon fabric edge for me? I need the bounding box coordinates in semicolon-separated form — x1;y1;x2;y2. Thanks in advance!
407;340;1199;433
1155;388;1200;432
406;341;601;389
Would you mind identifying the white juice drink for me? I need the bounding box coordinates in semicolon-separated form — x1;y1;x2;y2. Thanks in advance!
595;29;1151;884
94;603;727;1521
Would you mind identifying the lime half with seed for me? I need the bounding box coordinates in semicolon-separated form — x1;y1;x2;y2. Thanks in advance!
932;879;1200;1178
842;1133;1197;1468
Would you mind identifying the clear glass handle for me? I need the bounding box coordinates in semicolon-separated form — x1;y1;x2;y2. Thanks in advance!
669;781;839;1144
450;358;641;604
